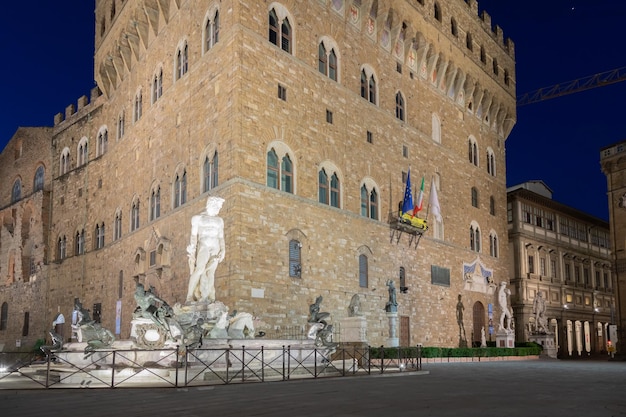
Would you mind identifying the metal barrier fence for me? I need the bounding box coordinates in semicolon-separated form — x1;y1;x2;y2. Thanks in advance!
0;344;422;389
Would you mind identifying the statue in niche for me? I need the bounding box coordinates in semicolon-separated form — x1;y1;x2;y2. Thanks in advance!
532;291;549;333
186;196;226;303
348;294;362;317
480;327;487;348
385;280;398;313
498;282;513;333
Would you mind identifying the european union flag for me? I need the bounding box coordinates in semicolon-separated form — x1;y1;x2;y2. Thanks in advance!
402;169;413;215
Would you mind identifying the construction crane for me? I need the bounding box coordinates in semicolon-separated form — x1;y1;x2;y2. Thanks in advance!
517;65;626;107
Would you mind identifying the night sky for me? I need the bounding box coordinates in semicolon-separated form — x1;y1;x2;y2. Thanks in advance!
1;1;624;221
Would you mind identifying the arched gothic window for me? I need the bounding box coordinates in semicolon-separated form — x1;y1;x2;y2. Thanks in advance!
11;179;21;203
34;166;45;192
289;239;301;277
360;185;378;220
176;43;189;80
269;8;292;53
470;224;481;252
359;254;368;287
318;41;338;81
395;92;405;121
174;171;187;208
150;187;161;220
205;10;220;52
266;148;294;193
489;233;498;257
360;69;377;104
131;200;140;231
203;151;219;192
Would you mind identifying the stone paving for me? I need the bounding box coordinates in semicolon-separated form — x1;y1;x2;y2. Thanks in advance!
2;358;626;417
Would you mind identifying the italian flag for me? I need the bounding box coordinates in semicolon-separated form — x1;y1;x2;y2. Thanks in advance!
413;176;425;215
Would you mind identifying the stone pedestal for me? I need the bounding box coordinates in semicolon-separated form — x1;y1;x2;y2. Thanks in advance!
339;316;367;343
386;312;399;347
495;330;515;348
529;332;557;358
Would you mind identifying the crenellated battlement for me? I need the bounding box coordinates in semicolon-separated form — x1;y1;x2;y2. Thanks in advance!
474;3;515;58
53;86;103;127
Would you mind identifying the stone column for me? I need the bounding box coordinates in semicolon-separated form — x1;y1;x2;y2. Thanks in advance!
386;312;399;347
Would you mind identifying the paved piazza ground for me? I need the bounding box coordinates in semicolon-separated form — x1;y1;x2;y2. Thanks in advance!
1;359;625;417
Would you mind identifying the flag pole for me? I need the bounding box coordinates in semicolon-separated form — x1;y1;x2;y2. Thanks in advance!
413;181;417;215
425;175;432;218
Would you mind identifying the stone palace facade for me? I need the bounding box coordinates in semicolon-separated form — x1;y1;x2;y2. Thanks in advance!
0;0;516;349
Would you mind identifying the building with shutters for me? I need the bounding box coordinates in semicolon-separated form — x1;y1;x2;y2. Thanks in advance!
507;181;614;356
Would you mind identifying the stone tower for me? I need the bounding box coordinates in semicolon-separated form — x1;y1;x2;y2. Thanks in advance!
601;140;626;349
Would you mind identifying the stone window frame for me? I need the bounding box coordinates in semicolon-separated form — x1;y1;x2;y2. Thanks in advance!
266;141;296;194
469;221;481;252
360;177;379;220
359;254;368;288
95;223;105;250
117;111;125;140
130;196;140;232
431;113;441;143
175;40;189;81
96;126;108;157
57;235;67;260
434;2;442;22
288;239;302;278
11;178;21;203
466;31;473;51
77;136;89;167
489;230;498;258
471;187;479;208
450;17;458;37
114;209;123;241
468;135;478;166
203;7;220;54
317;161;343;209
486;147;496;176
151;66;163;104
357;245;372;288
268;4;294;55
134;89;143;122
1;302;8;331
34;165;45;192
22;312;29;337
150;183;161;221
202;150;219;193
395;91;406;121
173;167;188;209
359;65;378;105
60;147;71;176
75;229;86;256
318;36;340;82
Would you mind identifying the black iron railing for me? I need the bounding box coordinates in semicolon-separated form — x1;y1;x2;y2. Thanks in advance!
0;344;422;389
